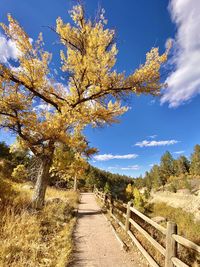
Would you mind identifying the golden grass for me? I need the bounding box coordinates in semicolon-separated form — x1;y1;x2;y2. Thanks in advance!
105;195;200;267
150;203;200;244
0;177;79;267
150;202;200;266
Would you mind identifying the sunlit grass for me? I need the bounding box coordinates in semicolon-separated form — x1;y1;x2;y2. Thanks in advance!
150;202;200;266
0;176;79;267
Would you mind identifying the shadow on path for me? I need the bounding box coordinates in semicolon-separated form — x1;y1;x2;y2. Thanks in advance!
69;193;138;267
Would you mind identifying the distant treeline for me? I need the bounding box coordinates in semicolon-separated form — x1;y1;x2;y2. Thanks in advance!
1;141;200;196
82;165;133;200
140;144;200;191
84;144;200;197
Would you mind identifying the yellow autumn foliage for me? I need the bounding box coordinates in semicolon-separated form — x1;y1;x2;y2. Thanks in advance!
0;4;170;205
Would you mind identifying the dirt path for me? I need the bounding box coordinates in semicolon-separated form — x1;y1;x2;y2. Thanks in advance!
70;193;141;267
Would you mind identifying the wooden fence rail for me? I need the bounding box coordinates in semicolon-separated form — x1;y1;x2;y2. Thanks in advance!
94;188;200;267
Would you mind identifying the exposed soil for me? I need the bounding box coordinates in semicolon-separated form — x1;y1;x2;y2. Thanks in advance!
150;191;200;221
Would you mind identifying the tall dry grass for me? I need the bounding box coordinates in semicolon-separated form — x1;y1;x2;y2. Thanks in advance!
107;195;200;267
149;202;200;266
0;176;79;267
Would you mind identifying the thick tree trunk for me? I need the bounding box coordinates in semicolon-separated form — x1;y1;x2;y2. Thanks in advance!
32;156;52;209
73;175;77;191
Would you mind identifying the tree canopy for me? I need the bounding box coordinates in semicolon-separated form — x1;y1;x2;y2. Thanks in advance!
0;4;169;208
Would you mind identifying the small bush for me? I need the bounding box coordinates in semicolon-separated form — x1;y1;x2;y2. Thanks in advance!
104;182;111;194
11;164;28;181
144;189;150;200
0;159;13;178
169;181;177;193
133;188;146;212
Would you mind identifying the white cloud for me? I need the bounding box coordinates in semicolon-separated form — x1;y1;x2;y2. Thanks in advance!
0;35;19;63
108;165;140;171
161;0;200;107
94;153;138;161
54;68;58;75
149;164;154;167
174;150;185;154
121;165;140;170
148;135;157;139
46;79;69;96
11;66;22;72
34;103;53;112
149;99;156;105
135;139;178;147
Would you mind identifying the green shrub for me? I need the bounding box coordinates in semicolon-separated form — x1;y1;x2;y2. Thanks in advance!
144;189;150;200
104;182;111;194
169;181;177;193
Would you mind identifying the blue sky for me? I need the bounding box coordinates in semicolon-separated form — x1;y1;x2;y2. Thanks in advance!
0;0;200;177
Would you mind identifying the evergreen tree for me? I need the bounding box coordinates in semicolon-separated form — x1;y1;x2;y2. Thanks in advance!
160;151;175;185
190;145;200;176
144;171;153;191
174;155;190;176
0;142;10;160
150;164;162;189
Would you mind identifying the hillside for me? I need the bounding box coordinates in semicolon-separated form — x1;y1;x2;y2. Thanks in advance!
150;188;200;221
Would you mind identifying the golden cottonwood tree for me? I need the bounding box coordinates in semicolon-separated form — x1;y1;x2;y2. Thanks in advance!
51;136;96;191
0;5;169;209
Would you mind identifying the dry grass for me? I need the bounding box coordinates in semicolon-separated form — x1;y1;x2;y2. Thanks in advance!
102;195;200;267
0;176;79;267
150;203;200;244
149;202;200;266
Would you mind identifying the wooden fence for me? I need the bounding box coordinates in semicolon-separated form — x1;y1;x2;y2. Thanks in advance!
94;188;200;267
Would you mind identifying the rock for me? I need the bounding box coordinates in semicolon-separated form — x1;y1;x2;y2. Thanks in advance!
22;184;34;190
195;190;200;197
152;216;166;224
177;189;191;194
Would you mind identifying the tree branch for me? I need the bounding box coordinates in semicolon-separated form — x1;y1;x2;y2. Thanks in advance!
0;67;62;112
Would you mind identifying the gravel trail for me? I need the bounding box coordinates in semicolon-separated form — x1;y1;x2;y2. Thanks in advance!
70;193;140;267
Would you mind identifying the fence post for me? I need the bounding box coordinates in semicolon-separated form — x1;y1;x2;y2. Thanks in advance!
103;193;107;205
110;195;113;214
125;201;132;232
165;221;177;267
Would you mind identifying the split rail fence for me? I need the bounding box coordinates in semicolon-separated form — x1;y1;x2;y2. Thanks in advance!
94;188;200;267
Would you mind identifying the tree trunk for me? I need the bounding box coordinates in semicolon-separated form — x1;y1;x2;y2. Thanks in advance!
73;175;77;191
32;156;52;209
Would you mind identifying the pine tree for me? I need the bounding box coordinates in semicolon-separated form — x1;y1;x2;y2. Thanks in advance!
0;142;10;160
160;151;175;185
144;171;153;191
150;164;162;189
174;155;190;176
190;145;200;176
